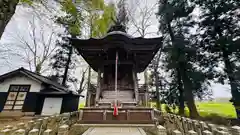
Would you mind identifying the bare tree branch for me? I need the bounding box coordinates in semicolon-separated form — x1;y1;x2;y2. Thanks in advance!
7;15;58;74
127;0;158;37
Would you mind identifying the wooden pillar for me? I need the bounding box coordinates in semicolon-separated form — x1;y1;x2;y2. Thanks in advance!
144;69;149;106
87;92;91;107
145;91;148;107
132;70;139;103
95;68;101;104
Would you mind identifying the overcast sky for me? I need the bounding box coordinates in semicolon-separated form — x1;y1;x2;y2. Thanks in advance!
0;0;232;99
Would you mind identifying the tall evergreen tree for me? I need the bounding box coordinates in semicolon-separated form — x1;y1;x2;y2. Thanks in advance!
195;0;240;118
157;0;210;118
50;0;82;87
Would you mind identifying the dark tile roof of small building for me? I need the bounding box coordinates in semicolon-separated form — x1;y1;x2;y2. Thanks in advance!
0;68;83;96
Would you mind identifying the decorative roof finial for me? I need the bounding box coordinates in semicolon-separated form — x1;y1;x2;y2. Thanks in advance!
107;0;128;33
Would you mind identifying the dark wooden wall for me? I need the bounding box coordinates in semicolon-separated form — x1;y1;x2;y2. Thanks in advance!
23;93;39;113
0;92;80;115
0;92;8;112
61;95;79;113
35;94;45;115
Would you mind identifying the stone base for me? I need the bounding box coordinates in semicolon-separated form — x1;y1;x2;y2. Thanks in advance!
0;111;24;118
0;111;35;120
79;107;155;124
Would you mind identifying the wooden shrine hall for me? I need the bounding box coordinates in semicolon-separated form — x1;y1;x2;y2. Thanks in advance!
70;24;163;124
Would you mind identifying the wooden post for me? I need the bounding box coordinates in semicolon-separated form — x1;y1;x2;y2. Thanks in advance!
87;91;91;107
114;51;118;106
79;110;83;120
132;70;139;103
103;110;107;120
95;68;101;104
145;91;148;107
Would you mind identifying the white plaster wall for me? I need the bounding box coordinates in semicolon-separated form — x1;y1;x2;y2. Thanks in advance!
0;76;43;92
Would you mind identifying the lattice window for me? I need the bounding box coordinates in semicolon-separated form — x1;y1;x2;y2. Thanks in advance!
3;85;30;111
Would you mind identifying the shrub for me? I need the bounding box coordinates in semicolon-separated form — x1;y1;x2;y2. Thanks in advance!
165;105;172;113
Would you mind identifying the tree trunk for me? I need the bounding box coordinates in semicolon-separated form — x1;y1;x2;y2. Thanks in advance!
177;68;185;115
216;20;240;118
180;66;199;118
78;68;87;94
222;48;240;118
62;44;73;86
166;22;199;118
85;66;91;107
155;69;161;110
0;0;19;39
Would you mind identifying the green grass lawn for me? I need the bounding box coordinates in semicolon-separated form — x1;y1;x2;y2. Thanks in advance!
78;101;237;118
196;102;236;118
79;102;85;108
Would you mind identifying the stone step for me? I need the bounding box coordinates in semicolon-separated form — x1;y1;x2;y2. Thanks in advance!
82;127;148;135
78;120;155;124
76;124;155;127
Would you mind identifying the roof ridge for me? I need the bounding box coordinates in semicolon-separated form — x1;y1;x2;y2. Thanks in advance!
20;68;69;91
22;68;56;82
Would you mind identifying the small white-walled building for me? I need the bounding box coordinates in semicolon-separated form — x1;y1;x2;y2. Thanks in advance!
0;67;82;116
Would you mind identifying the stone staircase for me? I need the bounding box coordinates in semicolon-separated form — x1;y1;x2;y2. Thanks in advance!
98;90;137;107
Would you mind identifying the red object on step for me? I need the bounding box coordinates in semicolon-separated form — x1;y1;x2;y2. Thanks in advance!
113;104;118;116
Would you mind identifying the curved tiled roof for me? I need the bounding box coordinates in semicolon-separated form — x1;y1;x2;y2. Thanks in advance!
70;33;163;73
